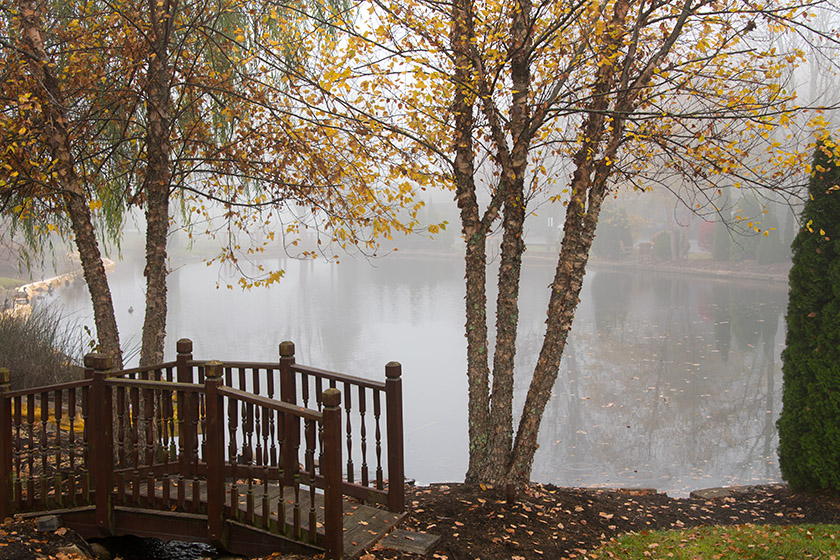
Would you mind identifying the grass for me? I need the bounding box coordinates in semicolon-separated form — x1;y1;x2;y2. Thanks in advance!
0;277;24;290
0;303;81;389
586;524;840;559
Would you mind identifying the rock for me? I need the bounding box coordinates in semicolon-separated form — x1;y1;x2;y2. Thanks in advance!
690;487;733;500
58;544;93;559
36;515;60;532
88;542;111;560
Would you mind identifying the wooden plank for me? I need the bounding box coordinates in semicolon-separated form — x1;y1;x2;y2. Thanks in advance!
342;504;405;558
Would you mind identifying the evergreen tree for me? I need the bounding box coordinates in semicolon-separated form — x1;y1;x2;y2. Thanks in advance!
777;137;840;491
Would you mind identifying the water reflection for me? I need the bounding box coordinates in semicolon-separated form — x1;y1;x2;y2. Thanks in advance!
51;256;785;497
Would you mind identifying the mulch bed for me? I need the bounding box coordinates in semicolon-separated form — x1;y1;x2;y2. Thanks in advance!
4;482;840;560
366;482;840;560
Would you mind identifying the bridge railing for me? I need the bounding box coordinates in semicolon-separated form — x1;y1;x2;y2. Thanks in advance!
175;338;404;513
0;370;92;519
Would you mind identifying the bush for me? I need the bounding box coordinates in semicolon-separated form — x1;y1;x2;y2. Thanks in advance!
712;220;730;261
777;137;840;491
652;230;671;260
592;206;634;260
0;304;80;390
697;221;714;252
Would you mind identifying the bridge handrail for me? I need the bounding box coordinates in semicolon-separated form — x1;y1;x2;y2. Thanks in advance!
6;378;91;398
216;385;323;421
110;361;178;379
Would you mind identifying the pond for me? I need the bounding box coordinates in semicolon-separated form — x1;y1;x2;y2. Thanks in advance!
49;252;786;497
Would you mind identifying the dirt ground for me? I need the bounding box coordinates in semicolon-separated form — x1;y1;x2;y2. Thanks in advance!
4;482;840;560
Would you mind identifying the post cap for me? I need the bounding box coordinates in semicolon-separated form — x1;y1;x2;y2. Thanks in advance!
205;360;224;379
84;353;112;371
0;368;9;386
385;361;402;379
177;338;193;354
322;387;341;407
279;341;295;358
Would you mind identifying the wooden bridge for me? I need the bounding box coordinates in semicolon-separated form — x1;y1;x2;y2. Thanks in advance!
0;339;406;559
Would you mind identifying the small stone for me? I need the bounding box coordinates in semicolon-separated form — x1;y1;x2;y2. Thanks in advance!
36;515;60;532
89;542;111;560
58;544;92;559
690;487;733;500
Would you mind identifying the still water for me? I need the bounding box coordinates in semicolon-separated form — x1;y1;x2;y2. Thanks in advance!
51;253;786;497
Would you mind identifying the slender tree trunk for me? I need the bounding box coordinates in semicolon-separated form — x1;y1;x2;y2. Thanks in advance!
139;0;175;367
502;0;633;484
17;0;123;369
451;0;492;481
482;0;533;482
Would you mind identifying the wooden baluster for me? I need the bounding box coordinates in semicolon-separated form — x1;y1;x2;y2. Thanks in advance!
80;381;90;504
301;372;310;409
322;388;343;560
198;383;206;463
130;384;140;468
177;389;187;510
39;391;48;506
116;387;126;468
190;391;200;512
54;389;64;507
316;377;324;472
246;401;254;524
144;386;155;506
68;387;77;504
13;395;22;510
268;406;277;467
267;366;275;400
359;386;369;486
344;382;353;483
385;362;405;512
255;398;263;468
0;368;11;521
275;412;285;535
261;406;269;467
204;361;225;547
373;390;383;489
227;389;238;464
155;381;164;463
26;393;34;507
305;418;316;543
261;413;270;529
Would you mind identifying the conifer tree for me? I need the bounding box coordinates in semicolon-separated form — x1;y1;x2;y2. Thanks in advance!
778;137;840;491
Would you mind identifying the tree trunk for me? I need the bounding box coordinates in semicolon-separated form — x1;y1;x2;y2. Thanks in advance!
481;0;533;482
17;0;123;369
139;0;174;367
451;0;492;481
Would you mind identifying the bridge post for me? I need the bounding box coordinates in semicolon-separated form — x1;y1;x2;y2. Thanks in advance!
279;342;298;486
176;339;196;478
204;361;226;548
0;368;11;521
86;353;114;534
322;388;343;560
385;362;405;512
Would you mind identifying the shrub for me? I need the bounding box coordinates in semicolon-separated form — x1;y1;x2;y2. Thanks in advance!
592;206;634;260
0;304;80;390
712;220;730;261
777;137;840;491
651;230;671;260
697;221;714;252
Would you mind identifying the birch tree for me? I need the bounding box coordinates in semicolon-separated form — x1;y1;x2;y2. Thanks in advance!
273;0;839;485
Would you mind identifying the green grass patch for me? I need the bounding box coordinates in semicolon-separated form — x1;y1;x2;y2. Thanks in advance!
586;524;840;559
0;277;24;289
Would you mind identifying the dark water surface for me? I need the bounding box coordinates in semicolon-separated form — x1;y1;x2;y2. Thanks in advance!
51;255;786;498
